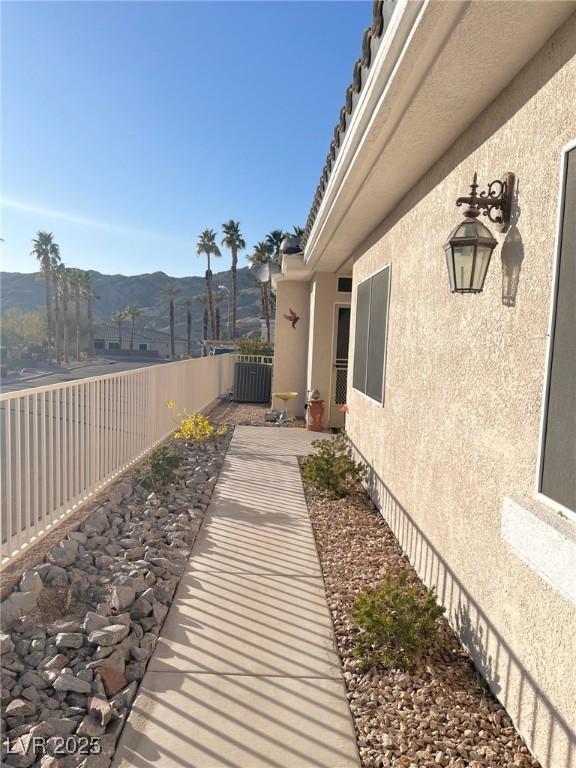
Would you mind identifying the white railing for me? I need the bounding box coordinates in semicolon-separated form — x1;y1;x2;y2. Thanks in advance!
235;354;274;365
0;355;234;563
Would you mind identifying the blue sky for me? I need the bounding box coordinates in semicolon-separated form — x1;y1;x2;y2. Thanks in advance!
1;0;371;277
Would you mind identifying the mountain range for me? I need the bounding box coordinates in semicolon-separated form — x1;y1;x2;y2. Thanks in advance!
1;267;263;338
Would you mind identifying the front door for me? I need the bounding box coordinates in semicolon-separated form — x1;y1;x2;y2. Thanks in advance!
329;305;351;428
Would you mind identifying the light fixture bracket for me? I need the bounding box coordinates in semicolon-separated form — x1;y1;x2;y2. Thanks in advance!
456;172;515;232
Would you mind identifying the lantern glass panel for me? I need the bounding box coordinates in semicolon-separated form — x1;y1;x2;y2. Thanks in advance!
471;245;493;291
453;245;475;290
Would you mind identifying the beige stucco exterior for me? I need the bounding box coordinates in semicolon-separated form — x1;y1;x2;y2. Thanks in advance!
274;6;576;767
271;280;310;418
345;18;576;768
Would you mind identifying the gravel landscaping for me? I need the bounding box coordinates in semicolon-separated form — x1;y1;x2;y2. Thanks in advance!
302;478;541;768
0;427;230;768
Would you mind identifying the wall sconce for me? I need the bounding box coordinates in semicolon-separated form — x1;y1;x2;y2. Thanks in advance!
443;172;514;293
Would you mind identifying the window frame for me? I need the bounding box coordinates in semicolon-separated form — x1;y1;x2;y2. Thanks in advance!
536;139;576;521
351;264;391;406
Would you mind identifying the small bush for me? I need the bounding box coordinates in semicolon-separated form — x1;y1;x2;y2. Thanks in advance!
141;446;182;490
235;338;273;356
351;571;445;669
302;433;366;498
174;413;226;441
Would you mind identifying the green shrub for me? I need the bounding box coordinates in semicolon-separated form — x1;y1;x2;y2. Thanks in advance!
141;446;182;490
235;338;273;356
302;433;366;498
351;571;445;669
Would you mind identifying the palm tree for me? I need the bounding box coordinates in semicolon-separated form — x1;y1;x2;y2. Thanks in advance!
111;309;127;347
68;268;83;360
196;294;210;354
59;266;72;364
80;272;97;357
124;304;140;352
52;262;67;364
291;225;304;239
221;220;245;339
181;298;194;357
196;229;221;338
31;231;60;361
249;241;273;343
265;229;286;264
162;284;181;358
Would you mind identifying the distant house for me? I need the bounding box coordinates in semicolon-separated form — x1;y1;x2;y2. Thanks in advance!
94;324;187;358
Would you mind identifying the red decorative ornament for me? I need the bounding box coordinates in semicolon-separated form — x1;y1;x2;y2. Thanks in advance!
283;307;300;328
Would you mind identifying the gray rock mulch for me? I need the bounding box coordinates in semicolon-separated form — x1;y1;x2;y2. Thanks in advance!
0;430;230;768
302;481;540;768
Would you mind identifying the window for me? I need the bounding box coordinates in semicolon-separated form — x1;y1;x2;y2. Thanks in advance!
139;343;148;351
352;266;390;403
338;277;352;293
539;144;576;515
108;342;120;350
94;340;105;350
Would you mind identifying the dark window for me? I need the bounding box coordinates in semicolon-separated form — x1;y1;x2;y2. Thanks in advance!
338;277;352;293
352;266;390;403
540;146;576;513
108;342;120;350
139;343;148;351
94;340;105;350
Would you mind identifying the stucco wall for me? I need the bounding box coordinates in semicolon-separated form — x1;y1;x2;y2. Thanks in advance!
271;280;310;417
346;17;576;768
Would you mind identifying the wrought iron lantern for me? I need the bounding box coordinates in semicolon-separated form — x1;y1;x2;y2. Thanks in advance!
443;172;514;294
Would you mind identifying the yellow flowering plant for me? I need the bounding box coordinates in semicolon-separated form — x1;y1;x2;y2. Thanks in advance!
167;402;226;441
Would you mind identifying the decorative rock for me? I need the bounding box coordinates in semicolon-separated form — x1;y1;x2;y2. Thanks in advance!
83;612;109;635
88;625;129;647
0;633;15;654
76;715;105;738
19;671;48;689
96;667;127;697
19;572;44;595
110;587;135;612
55;633;84;650
88;696;115;727
20;687;40;702
129;597;152;620
110;682;138;710
47;540;78;568
5;698;36;717
40;655;68;672
52;673;91;694
152;603;168;625
44;567;68;587
68;531;88;544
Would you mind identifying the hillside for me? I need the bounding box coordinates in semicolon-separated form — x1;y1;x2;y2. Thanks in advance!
0;267;263;338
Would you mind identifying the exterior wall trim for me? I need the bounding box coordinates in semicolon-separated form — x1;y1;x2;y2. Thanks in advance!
535;138;576;522
501;496;576;606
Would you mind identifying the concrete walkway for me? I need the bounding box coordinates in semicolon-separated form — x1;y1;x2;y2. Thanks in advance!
113;426;360;768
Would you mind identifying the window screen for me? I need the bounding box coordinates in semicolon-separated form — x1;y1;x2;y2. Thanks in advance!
338;277;352;293
353;266;390;403
540;147;576;512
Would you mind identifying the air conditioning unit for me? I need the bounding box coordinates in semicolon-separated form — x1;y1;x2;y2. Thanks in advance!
233;362;272;403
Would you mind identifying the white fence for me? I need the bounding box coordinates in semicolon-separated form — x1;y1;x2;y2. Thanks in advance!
0;355;235;563
235;354;274;365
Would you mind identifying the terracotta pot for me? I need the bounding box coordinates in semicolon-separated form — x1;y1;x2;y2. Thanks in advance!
307;399;324;432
